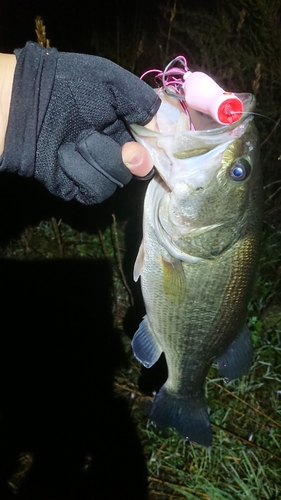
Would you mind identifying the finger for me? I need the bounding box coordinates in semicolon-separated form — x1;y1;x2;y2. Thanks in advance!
122;142;154;177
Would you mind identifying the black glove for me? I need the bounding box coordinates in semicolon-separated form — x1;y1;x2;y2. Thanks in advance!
0;42;160;204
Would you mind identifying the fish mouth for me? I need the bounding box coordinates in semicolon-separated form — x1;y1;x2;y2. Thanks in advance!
130;93;256;190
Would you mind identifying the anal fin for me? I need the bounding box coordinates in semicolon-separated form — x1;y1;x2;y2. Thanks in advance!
216;325;253;381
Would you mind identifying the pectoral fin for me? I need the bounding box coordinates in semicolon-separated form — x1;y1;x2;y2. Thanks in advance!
132;316;162;368
161;257;187;304
216;325;253;381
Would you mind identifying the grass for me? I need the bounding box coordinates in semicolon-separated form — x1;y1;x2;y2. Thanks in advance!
117;222;281;499
117;340;281;499
3;214;279;499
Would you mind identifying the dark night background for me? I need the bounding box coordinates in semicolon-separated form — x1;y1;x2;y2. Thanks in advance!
0;0;216;55
0;1;188;499
0;0;280;499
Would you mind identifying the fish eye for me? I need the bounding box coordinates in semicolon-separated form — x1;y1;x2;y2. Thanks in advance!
229;158;251;181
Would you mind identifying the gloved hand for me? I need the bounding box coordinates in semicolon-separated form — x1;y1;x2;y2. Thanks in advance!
1;42;160;204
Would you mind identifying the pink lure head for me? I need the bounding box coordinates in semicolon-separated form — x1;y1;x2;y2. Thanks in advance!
183;71;243;125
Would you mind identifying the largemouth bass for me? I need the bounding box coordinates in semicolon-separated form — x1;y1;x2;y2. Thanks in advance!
130;91;263;447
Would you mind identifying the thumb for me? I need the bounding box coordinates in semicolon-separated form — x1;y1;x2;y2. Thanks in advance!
122;142;154;177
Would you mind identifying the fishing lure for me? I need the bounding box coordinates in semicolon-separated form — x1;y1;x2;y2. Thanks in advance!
141;56;243;126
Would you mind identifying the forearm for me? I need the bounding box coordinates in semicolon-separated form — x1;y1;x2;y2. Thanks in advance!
0;42;160;205
0;53;16;155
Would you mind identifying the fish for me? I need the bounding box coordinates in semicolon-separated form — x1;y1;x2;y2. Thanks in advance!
130;91;263;447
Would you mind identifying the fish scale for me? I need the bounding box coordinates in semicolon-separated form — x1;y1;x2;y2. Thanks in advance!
131;92;263;446
141;211;258;370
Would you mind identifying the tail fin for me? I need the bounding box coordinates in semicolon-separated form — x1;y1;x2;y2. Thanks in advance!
150;384;212;447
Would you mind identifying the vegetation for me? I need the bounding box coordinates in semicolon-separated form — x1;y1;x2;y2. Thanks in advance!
2;215;280;499
0;1;280;498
